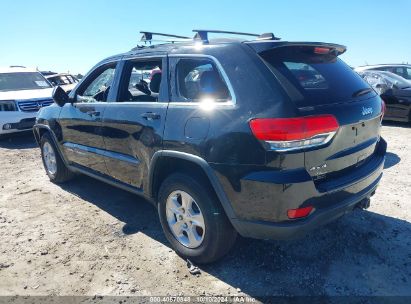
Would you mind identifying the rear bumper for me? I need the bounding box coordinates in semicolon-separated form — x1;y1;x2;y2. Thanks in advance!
212;138;386;240
231;172;381;240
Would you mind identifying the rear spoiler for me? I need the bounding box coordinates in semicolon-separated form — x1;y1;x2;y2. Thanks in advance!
245;41;347;56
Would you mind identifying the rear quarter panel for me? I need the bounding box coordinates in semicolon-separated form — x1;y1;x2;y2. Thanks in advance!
163;43;299;166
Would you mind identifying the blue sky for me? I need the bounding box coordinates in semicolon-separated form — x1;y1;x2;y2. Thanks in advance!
0;0;409;75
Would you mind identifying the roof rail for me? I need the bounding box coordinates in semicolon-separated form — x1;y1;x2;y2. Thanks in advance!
192;29;280;42
140;31;191;44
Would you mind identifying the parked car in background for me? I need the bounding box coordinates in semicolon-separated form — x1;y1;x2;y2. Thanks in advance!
46;73;79;93
0;67;53;137
34;30;386;263
359;70;411;123
356;64;411;81
40;71;58;77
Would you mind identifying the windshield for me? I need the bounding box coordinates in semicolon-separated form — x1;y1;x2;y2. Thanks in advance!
377;71;411;89
0;72;52;92
48;75;79;86
259;46;375;106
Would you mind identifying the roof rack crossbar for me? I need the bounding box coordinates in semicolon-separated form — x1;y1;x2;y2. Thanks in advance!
140;31;191;43
193;29;258;41
192;29;280;42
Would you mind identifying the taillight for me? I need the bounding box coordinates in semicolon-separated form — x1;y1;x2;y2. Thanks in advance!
314;47;331;54
249;115;339;151
287;206;314;219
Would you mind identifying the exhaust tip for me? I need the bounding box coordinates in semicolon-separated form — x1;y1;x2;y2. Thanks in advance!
357;198;371;210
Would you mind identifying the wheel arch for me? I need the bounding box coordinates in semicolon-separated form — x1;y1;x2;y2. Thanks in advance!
148;151;237;220
33;125;49;145
33;124;69;167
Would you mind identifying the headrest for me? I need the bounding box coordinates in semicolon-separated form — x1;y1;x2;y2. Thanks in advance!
200;71;227;98
149;72;161;93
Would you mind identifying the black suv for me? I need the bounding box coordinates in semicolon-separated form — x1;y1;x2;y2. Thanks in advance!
34;30;386;263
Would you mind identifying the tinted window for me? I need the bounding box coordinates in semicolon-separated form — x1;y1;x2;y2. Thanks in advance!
77;65;116;102
405;68;411;80
284;62;328;89
260;46;375;106
0;72;52;92
176;58;230;101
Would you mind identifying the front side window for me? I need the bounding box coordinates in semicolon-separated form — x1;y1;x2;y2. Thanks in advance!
77;65;116;102
405;68;411;80
176;58;230;102
0;72;52;92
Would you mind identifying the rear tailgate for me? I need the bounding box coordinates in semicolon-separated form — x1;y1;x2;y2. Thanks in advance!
300;97;382;182
251;42;384;183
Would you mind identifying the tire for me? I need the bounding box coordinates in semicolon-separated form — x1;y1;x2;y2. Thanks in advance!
40;133;74;183
158;173;237;264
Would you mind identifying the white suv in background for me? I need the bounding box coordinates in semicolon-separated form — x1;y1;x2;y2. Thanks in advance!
0;67;54;136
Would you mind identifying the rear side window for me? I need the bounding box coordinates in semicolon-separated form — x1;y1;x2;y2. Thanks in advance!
176;58;230;102
260;46;375;106
119;59;163;102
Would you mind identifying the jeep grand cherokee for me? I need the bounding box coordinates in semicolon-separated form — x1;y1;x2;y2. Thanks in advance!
33;30;386;263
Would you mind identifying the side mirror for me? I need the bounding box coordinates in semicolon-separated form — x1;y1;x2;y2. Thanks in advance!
52;86;69;107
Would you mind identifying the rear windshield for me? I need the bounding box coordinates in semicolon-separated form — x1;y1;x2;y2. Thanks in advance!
0;72;52;92
259;46;375;106
48;75;78;86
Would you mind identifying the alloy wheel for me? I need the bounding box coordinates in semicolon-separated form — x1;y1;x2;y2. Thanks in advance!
165;190;206;248
42;142;57;175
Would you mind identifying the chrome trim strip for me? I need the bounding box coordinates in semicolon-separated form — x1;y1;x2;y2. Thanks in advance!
17;98;54;112
266;132;337;152
16;98;53;102
104;101;168;105
63;142;139;165
124;54;167;60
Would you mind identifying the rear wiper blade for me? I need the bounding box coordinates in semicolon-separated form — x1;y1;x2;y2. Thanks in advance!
352;88;373;97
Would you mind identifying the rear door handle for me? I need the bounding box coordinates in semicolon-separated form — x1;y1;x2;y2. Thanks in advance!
86;111;100;117
141;112;160;120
